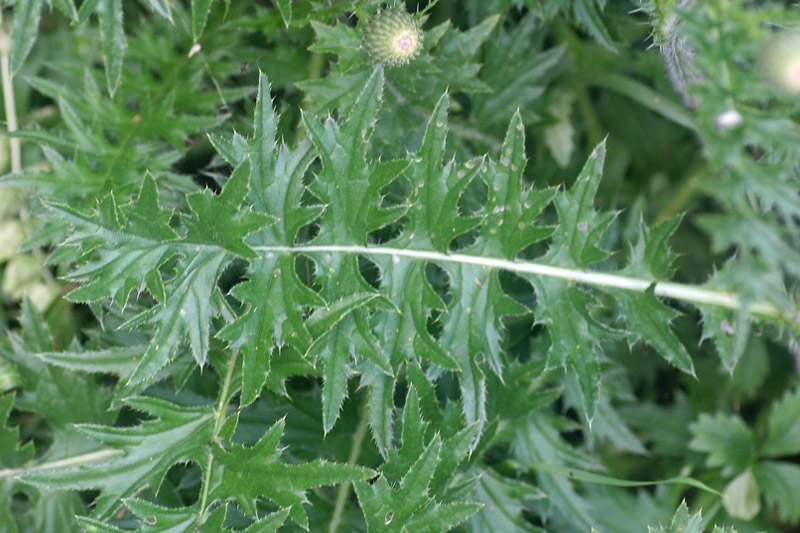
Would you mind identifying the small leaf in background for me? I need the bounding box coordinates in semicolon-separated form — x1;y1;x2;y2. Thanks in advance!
276;0;291;27
97;0;126;97
191;0;214;41
722;469;761;521
544;91;576;168
689;413;756;477
9;0;44;76
753;461;800;524
761;387;800;458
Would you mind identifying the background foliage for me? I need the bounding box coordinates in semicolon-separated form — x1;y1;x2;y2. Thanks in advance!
0;0;799;531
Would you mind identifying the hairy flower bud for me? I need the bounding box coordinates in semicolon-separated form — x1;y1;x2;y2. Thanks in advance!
759;31;800;95
362;8;423;67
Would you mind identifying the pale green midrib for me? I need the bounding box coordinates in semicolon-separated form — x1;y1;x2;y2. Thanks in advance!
253;244;792;322
0;448;123;479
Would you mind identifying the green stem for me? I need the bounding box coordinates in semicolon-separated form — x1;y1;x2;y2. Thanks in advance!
254;244;795;324
1;27;21;174
198;350;238;524
328;398;369;533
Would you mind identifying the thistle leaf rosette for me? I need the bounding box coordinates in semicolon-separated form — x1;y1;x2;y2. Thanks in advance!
363;8;423;66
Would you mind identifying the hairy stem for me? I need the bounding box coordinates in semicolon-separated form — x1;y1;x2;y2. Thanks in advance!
198;350;238;524
328;398;370;533
254;245;794;324
0;448;122;479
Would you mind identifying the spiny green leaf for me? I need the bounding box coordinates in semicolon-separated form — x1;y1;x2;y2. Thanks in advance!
124;248;227;385
355;386;480;531
20;397;215;519
182;159;274;259
647;501;703;533
211;417;374;528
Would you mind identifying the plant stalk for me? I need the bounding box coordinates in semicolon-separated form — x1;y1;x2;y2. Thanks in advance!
328;398;370;533
198;350;238;524
254;244;795;324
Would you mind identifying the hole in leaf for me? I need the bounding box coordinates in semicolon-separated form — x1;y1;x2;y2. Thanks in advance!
385;511;394;524
165;461;203;505
357;255;381;290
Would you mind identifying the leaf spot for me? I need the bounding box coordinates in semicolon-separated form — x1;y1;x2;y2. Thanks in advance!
577;221;588;231
721;320;735;335
392;255;400;264
458;170;466;178
500;157;509;166
465;160;475;169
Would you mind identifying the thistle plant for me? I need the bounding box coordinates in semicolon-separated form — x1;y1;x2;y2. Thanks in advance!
0;1;798;532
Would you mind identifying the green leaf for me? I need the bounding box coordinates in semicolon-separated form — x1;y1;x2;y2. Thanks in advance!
355;387;481;531
51;0;79;20
124;248;227;385
276;0;291;27
647;501;703;533
97;0;126;97
182;160;273;259
528;462;721;496
20;397;215;519
36;345;145;379
618;286;695;375
572;0;616;52
141;0;172;20
211;417;374;528
216;73;322;406
10;0;44;76
471;468;546;532
513;413;597;530
191;0;214;41
529;141;619;422
753;461;800;524
761;387;800;458
688;413;755;477
722;469;761;521
50;175;177;307
0;391;35;473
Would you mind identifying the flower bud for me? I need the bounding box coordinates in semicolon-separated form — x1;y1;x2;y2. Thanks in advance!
0;220;27;262
759;31;800;95
363;8;423;67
